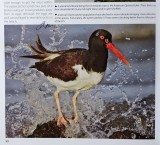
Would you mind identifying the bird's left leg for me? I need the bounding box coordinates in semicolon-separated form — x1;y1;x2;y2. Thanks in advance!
72;91;80;123
54;91;69;126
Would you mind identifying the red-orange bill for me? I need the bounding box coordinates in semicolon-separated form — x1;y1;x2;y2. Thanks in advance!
106;42;131;67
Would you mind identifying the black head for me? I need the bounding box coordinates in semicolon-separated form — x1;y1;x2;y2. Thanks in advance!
89;29;112;53
85;29;112;72
88;29;130;68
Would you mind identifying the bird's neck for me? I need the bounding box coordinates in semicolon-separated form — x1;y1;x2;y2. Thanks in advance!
84;46;108;73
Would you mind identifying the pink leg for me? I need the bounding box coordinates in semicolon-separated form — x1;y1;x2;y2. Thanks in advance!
54;91;69;126
72;91;80;123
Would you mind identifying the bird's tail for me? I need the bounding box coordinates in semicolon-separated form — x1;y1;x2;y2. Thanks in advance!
21;35;53;60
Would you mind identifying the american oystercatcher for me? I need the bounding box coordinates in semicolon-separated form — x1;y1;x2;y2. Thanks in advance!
22;29;130;126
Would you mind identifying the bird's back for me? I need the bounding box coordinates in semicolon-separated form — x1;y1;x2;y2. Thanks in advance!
32;49;87;82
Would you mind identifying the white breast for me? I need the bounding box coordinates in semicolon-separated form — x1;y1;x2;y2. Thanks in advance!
47;64;104;92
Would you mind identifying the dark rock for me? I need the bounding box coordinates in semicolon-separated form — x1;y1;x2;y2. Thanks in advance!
27;95;155;138
109;130;154;139
28;120;65;138
138;94;155;107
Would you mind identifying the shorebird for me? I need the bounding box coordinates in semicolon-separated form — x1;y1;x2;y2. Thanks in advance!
22;29;130;126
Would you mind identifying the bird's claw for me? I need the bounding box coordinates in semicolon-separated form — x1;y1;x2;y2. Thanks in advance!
57;115;79;127
57;116;70;127
74;117;79;123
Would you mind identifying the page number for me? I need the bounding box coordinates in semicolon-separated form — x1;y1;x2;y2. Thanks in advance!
5;140;9;143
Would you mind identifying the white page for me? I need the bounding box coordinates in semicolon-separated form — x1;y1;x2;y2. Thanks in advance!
0;0;160;145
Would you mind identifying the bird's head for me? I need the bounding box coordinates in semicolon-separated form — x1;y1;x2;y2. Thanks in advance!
89;29;131;67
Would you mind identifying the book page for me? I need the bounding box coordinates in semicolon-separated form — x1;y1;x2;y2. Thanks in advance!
0;0;159;145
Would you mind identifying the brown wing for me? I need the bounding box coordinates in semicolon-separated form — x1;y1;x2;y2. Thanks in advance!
32;49;87;82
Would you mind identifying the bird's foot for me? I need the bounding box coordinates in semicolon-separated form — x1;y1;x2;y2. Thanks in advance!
73;116;79;123
57;116;70;127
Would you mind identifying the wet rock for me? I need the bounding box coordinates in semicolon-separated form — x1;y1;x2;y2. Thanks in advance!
9;95;154;138
64;120;85;138
109;130;154;139
27;120;85;138
107;116;136;130
90;95;155;138
138;94;155;107
28;120;65;138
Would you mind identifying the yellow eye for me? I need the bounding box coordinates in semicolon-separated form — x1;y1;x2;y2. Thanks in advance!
100;35;104;40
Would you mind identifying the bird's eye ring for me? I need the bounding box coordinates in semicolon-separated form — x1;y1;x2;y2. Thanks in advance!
100;35;105;40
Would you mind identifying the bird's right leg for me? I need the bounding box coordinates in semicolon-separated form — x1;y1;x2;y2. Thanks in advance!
54;91;69;126
72;91;80;123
